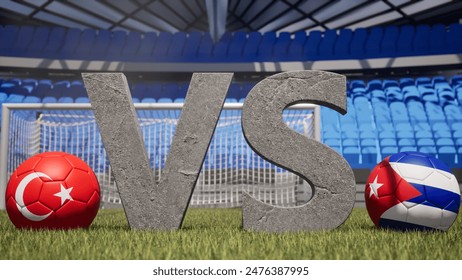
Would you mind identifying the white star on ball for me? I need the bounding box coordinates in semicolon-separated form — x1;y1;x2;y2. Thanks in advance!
368;175;383;198
54;184;74;205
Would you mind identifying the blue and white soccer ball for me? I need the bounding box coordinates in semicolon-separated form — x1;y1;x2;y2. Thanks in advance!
365;151;461;231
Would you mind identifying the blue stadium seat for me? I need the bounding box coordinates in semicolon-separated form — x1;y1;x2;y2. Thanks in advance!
365;26;383;57
350;28;367;58
132;83;147;100
32;80;52;99
417;138;436;147
74;29;97;59
167;32;187;60
10;26;35;57
182;32;202;61
436;138;455;148
390;102;409;123
273;32;291;60
0;25;19;55
451;76;462;104
318;29;337;60
121;31;142;59
362;147;378;167
380;138;397;147
432;122;451;132
106;30;127;59
425;102;446;124
304;30;322;60
434;130;452;138
398;138;416;148
227;32;246;60
379;130;395;140
450;75;462;89
413;24;431;55
419;146;437;155
42;96;57;103
49;80;70;100
75;97;89;103
407;101;427;123
402;85;421;103
430;24;447;54
400;146;417;152
343;146;360;168
354;101;373;123
22;78;38;87
447;23;462;53
257;32;276;60
27;26;50;57
242;32;261;60
415;130;433;139
396;130;414;140
350;79;366;90
451;123;462;132
213;32;232;60
438;146;458;167
367;79;382;91
0;91;8;117
226;84;241;103
381;26;399;57
416;77;439;103
175;83;188;102
456;137;462;148
60;28;82;59
359;123;374;133
0;82;20;94
137;32;157;60
444;104;462;125
361;139;376;147
160;83;178;103
89;29;111;59
397;25;415;56
342;128;359;139
197;33;214;59
43;27;65;58
325;139;341;147
399;77;414;87
287;30;307;60
382;146;398;157
323;129;341;140
384;80;403;102
334;29;352;59
395;122;412;132
23;95;41;103
343;138;359;147
152;32;173;59
370;90;386;103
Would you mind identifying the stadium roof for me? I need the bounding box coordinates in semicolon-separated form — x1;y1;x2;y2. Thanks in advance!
1;0;462;40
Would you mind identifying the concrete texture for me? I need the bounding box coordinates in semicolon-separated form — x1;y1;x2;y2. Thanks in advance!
83;72;232;230
241;70;356;232
154;73;232;229
83;73;156;229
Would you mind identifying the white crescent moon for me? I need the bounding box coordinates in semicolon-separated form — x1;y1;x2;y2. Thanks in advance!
15;172;53;221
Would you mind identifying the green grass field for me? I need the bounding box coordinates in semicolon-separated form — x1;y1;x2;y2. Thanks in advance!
1;208;461;260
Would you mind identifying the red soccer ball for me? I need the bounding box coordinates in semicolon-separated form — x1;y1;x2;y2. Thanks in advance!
5;152;100;229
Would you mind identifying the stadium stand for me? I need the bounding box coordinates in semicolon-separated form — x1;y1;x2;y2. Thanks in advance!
1;23;462;62
1;74;461;170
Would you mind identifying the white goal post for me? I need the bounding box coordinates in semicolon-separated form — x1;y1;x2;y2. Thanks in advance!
0;102;320;209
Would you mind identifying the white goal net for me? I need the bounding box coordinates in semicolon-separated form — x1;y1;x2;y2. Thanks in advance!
0;103;319;209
